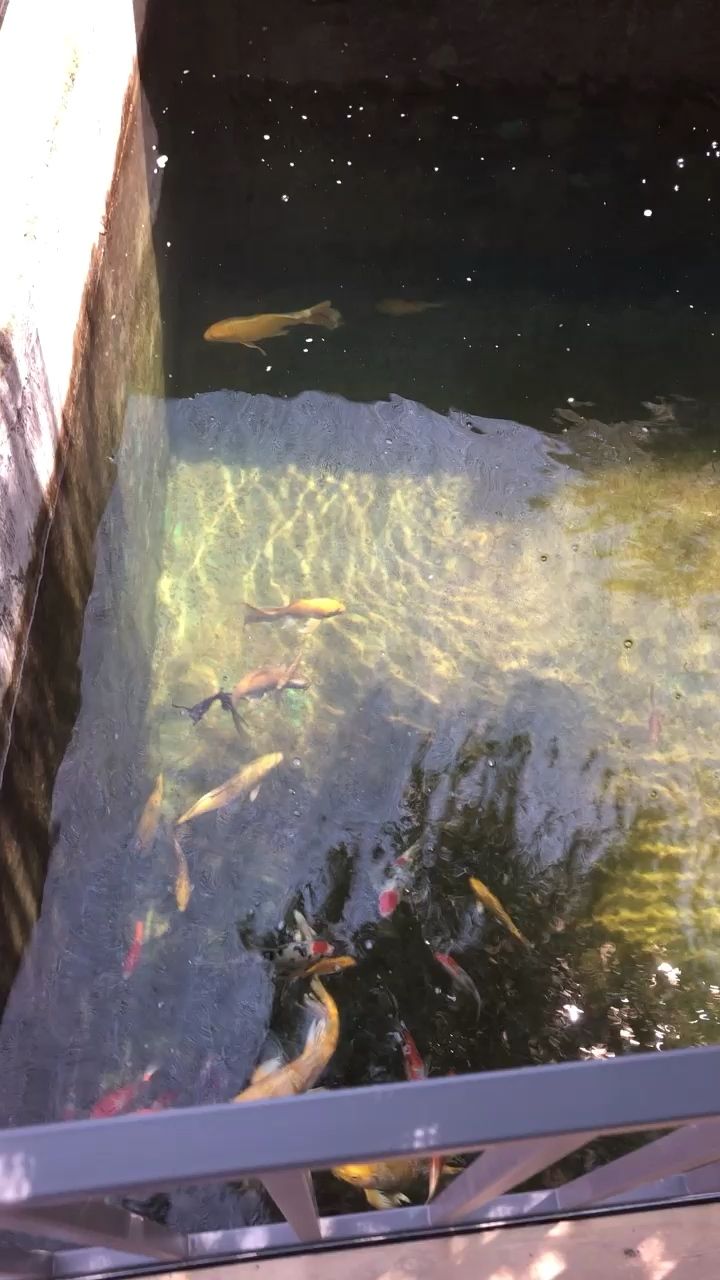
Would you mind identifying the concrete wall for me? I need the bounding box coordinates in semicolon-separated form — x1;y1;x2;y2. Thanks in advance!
0;0;156;779
0;0;165;995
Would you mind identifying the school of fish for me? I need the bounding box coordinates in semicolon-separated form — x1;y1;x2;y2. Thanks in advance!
115;523;536;1214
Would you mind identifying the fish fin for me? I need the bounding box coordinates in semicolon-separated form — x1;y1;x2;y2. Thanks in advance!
427;1156;443;1203
225;700;249;737
173;693;220;725
249;785;261;803
365;1190;411;1210
293;909;316;941
296;300;342;329
250;1055;284;1083
241;341;268;355
244;602;281;623
277;650;305;692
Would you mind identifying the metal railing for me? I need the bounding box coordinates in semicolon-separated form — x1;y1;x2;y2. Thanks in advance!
2;1044;720;1278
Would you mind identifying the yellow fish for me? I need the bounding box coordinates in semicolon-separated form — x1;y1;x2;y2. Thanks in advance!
176;752;283;825
469;876;531;948
134;774;164;852
234;978;338;1101
375;299;445;317
291;955;357;981
333;1157;455;1209
244;598;345;624
203;300;342;354
172;836;192;912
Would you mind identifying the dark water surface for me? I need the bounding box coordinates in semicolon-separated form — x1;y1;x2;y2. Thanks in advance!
2;56;720;1232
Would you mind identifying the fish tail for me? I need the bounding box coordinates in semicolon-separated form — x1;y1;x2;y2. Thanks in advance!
173;694;220;724
217;692;248;736
244;602;279;623
296;300;342;330
366;1190;411;1210
142;1064;159;1082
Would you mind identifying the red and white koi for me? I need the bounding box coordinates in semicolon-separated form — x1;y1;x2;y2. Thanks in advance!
378;841;420;919
272;937;335;972
434;952;482;1019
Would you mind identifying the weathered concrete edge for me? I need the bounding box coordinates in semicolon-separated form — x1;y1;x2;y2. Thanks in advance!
0;0;149;779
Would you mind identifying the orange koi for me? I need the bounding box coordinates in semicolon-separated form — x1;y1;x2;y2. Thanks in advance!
244;598;345;624
204;300;342;354
134;774;164;852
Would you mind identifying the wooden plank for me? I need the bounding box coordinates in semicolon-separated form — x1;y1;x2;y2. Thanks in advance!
150;1202;720;1280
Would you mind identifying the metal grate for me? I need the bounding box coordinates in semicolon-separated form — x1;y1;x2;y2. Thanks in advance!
1;1045;719;1278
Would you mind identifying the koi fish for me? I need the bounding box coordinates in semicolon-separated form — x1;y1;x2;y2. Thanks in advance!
90;1066;158;1118
376;299;446;316
175;752;283;825
333;1159;455;1209
293;909;318;942
398;1023;443;1199
134;774;164;852
294;955;356;980
175;653;308;727
203;300;342;354
332;1159;425;1207
434;952;482;1019
244;598;345;624
378;841;421;918
469;876;531;948
122;920;145;977
134;1091;178;1115
271;937;335;971
233;978;338;1100
648;685;662;745
399;1024;425;1081
172;836;192;912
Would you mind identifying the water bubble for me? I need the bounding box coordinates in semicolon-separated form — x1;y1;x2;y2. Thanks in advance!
623;638;633;649
291;757;302;769
643;208;653;217
540;554;548;562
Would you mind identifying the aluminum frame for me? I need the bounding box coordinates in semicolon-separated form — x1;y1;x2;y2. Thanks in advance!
0;1046;718;1279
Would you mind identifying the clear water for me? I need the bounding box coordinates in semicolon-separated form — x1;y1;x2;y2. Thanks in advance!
2;66;720;1230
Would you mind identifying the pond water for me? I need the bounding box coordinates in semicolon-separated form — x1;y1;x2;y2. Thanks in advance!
2;62;720;1231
